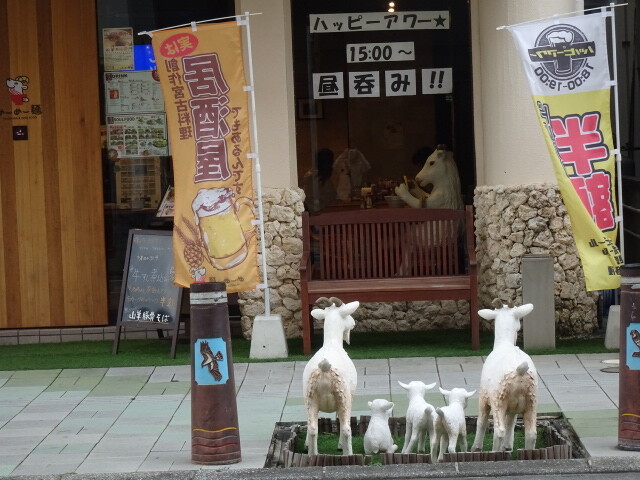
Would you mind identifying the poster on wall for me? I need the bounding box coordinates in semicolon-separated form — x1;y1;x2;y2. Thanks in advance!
105;71;165;114
151;21;259;292
103;27;134;71
106;113;169;157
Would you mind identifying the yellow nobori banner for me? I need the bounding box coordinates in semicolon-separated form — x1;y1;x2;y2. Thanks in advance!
152;22;259;291
534;89;621;290
508;13;622;291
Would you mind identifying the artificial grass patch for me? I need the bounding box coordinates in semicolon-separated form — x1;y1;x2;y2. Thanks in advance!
294;426;548;463
0;329;615;371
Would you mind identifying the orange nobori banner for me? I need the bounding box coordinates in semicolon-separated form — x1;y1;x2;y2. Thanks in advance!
151;22;259;291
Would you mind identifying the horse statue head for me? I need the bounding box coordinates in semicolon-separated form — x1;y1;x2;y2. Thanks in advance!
413;145;463;209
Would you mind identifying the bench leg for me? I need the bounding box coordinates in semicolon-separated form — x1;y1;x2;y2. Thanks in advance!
302;304;312;355
470;289;480;350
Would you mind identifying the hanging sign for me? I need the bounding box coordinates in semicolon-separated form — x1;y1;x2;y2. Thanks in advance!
507;11;622;291
151;22;258;291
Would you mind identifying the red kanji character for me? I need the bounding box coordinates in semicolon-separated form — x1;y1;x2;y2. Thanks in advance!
179;126;192;140
550;112;609;175
190;96;231;140
570;171;615;230
163;41;180;57
194;139;230;182
182;54;230;97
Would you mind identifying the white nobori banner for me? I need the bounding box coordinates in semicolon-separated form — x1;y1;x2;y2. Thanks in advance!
507;13;610;96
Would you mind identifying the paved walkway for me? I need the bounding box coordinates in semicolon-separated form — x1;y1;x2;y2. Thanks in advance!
0;353;632;476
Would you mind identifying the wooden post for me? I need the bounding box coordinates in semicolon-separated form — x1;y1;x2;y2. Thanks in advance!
619;264;640;451
190;282;241;464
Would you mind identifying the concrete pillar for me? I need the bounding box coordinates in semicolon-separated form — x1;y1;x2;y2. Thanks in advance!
522;254;556;350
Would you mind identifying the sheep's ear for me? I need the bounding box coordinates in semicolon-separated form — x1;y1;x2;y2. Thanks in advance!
398;381;409;390
465;390;476;398
311;308;326;320
478;309;497;320
439;387;450;397
515;303;534;319
340;301;360;316
386;402;394;411
368;401;373;408
426;382;437;390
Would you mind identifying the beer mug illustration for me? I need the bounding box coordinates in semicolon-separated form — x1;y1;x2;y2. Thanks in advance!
192;188;255;270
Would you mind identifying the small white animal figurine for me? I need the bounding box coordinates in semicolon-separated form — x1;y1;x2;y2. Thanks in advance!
303;298;358;456
394;145;463;209
471;300;538;453
433;387;476;462
398;380;437;454
363;399;397;455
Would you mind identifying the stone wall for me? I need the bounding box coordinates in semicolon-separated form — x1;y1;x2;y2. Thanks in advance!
239;187;305;339
474;183;598;336
239;184;598;339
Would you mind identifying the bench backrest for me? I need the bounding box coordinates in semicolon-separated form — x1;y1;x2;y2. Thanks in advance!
302;206;475;281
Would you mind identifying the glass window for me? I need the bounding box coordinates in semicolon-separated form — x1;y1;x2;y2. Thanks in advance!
96;0;234;323
292;0;475;213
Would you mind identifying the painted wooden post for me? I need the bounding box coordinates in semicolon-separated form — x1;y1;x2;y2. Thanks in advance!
190;282;241;464
619;264;640;451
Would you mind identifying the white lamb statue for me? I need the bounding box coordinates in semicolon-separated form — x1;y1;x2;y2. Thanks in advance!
398;380;437;454
433;387;476;462
363;399;397;455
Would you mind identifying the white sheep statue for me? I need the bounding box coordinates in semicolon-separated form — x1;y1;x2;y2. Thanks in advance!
363;399;397;455
398;380;437;454
433;387;476;462
471;300;538;453
302;297;358;456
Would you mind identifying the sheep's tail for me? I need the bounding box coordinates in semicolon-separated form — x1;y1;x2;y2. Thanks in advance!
516;361;529;375
318;359;332;373
435;407;444;418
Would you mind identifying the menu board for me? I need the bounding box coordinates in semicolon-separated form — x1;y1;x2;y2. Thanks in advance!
106;113;169;157
112;230;182;357
105;71;165;114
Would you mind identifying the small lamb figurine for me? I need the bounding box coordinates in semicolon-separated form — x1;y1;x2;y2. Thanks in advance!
398;380;437;454
363;399;397;455
433;387;476;462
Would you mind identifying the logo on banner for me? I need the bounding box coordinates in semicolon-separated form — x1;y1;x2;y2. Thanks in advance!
528;24;596;90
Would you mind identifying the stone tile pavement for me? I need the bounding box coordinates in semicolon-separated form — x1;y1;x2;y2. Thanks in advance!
0;352;632;476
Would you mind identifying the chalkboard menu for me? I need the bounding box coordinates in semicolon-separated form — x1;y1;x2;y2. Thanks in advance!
112;229;183;357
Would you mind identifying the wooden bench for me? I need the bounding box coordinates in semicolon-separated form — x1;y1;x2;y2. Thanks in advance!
300;205;479;355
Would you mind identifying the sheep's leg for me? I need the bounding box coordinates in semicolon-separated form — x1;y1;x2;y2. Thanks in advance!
504;413;517;451
306;403;320;456
337;407;353;456
417;431;426;454
405;429;420;454
460;422;469;452
402;423;413;454
437;433;447;462
427;420;436;456
523;404;537;450
492;407;507;452
471;398;489;452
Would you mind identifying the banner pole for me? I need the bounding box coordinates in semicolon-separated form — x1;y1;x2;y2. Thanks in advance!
608;2;626;262
241;12;271;316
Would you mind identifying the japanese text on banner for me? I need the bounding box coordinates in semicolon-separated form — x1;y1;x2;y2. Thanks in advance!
151;22;259;291
507;12;622;291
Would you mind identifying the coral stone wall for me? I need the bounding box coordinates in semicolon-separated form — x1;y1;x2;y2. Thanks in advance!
239;188;306;339
239;184;598;340
474;183;598;336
